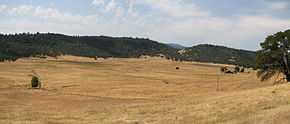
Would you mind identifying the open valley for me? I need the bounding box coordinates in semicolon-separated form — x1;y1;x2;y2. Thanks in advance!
0;56;289;123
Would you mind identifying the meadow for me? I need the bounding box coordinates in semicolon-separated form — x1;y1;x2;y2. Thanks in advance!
0;55;289;123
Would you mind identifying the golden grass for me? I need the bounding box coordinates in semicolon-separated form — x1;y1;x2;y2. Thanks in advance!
0;55;289;124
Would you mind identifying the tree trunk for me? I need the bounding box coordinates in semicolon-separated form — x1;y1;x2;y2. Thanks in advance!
287;74;290;82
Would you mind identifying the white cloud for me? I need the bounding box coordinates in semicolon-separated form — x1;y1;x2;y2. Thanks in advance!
34;6;94;23
0;19;84;34
35;6;62;20
166;17;233;37
266;1;289;10
232;14;290;40
102;0;125;17
92;0;104;6
166;14;290;38
8;5;32;15
128;2;138;17
0;4;7;13
170;14;290;49
1;1;290;50
1;5;102;34
136;0;209;17
115;6;125;17
236;15;290;30
105;0;116;12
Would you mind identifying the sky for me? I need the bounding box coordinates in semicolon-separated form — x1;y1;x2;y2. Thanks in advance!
0;0;290;50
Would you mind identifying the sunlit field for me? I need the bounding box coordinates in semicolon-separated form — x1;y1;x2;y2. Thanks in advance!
0;56;289;123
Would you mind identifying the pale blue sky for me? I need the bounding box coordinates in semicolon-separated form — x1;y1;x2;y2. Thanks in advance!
0;0;289;50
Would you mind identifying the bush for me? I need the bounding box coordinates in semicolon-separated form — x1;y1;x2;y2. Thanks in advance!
31;76;39;88
234;66;240;72
220;67;227;72
240;68;245;72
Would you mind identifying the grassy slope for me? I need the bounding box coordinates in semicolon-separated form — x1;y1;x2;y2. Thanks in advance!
0;56;289;123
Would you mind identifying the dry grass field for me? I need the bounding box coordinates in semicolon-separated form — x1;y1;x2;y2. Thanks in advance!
0;55;289;124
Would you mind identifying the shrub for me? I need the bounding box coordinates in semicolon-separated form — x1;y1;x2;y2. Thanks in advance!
31;76;39;88
220;67;227;72
234;66;240;72
240;68;245;72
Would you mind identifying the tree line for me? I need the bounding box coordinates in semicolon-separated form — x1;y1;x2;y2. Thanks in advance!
0;32;255;68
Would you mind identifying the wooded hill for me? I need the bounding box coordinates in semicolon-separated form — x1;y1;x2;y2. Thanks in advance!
181;44;255;68
0;33;255;68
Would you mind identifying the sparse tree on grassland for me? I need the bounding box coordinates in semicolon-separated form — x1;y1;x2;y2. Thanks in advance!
220;67;227;72
255;29;290;82
234;66;240;72
240;68;245;72
31;76;39;88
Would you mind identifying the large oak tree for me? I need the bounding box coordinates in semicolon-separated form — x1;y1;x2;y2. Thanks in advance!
255;29;290;82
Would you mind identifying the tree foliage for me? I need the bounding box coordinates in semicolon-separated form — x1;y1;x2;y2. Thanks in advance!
31;76;39;88
183;44;255;68
220;67;227;72
235;66;240;72
0;33;180;61
255;29;290;82
0;33;255;68
240;68;244;73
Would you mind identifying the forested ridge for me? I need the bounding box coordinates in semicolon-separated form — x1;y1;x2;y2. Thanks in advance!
182;44;255;68
0;33;255;67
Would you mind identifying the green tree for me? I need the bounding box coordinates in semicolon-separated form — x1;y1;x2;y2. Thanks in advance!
240;68;245;73
234;66;240;72
255;29;290;82
31;76;39;88
220;67;227;72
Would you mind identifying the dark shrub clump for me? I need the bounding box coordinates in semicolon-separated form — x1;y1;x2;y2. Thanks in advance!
234;66;240;72
240;68;245;72
31;76;39;88
220;67;227;72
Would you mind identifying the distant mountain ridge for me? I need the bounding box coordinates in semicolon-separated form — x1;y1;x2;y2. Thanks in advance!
167;43;187;49
0;33;255;67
